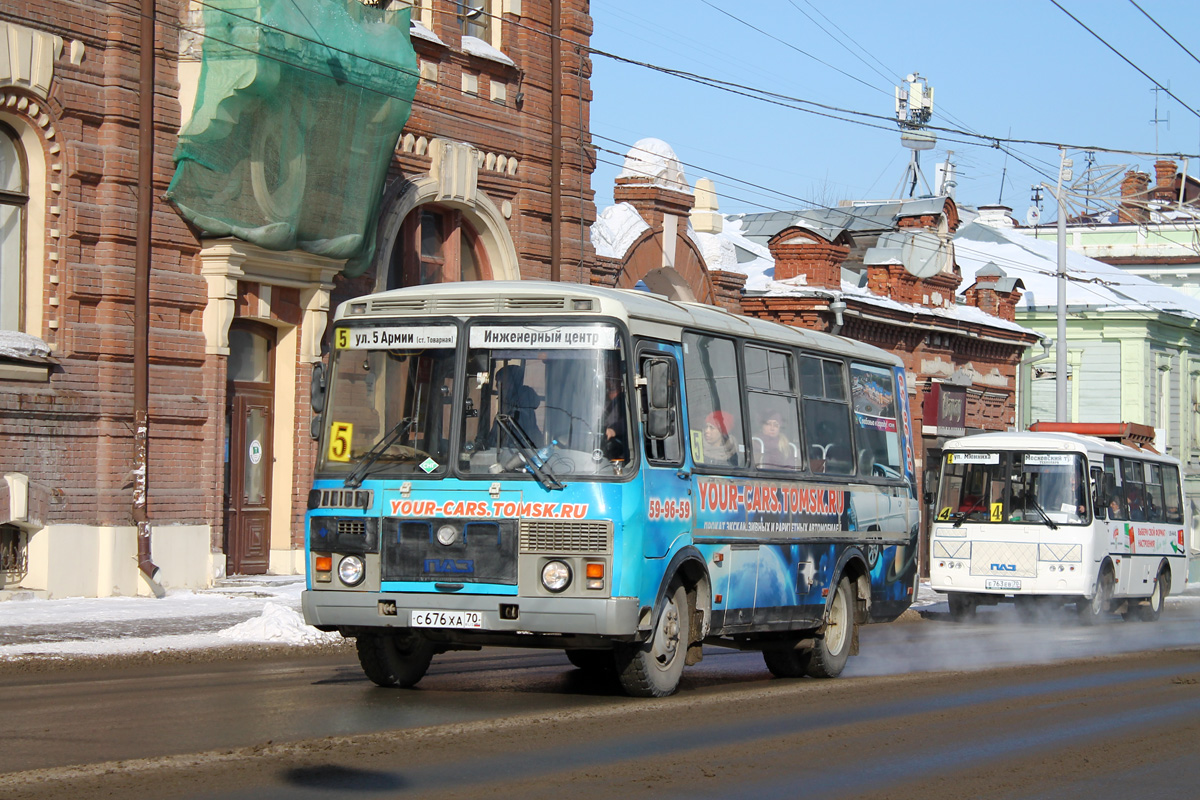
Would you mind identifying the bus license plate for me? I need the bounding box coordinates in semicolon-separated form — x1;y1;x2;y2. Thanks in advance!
411;610;484;629
985;579;1021;590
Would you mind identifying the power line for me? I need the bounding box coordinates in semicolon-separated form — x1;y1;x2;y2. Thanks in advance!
1049;0;1200;123
1127;0;1200;69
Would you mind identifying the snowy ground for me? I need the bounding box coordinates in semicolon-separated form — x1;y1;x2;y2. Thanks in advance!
0;575;341;660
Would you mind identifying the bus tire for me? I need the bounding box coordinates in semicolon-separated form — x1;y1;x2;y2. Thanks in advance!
615;583;689;697
763;646;813;678
947;592;977;621
355;631;435;688
566;649;615;675
1140;566;1169;622
807;577;855;679
1076;564;1114;625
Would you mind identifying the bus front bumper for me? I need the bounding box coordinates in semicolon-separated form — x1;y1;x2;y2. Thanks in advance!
302;590;641;637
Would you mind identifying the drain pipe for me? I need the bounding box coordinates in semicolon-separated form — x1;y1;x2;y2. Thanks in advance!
134;0;159;581
828;298;847;336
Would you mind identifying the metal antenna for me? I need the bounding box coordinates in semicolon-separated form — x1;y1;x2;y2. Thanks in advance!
1151;83;1171;153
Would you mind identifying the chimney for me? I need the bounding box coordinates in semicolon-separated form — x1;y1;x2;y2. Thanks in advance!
1119;170;1151;224
1154;159;1179;204
964;262;1024;322
690;178;723;234
767;227;848;288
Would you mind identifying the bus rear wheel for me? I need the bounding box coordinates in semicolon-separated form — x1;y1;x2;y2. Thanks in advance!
1140;567;1169;622
615;583;689;697
1076;565;1114;625
356;631;435;688
807;577;855;679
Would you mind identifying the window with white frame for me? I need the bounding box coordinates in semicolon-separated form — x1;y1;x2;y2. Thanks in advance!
0;123;28;332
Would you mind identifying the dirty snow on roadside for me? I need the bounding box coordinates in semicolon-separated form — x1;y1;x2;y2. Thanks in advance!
0;576;340;659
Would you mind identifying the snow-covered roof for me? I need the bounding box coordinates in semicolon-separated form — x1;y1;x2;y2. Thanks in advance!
409;19;444;46
955;220;1200;320
616;138;689;193
591;202;650;259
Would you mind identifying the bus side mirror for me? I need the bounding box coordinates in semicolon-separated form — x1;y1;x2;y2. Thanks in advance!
311;362;327;413
644;359;675;439
310;362;327;440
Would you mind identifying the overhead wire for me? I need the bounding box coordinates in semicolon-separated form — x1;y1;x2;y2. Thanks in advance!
101;0;1200;324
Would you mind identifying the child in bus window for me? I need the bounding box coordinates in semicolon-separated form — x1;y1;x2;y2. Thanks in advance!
701;411;738;466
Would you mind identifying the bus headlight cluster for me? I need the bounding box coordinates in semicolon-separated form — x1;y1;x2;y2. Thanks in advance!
1044;564;1075;573
541;560;572;593
937;561;966;570
338;555;365;586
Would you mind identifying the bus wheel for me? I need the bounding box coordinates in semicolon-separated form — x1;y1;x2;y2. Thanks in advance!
1076;565;1114;625
615;583;689;697
1140;567;1170;622
566;649;615;675
947;593;977;622
763;646;813;678
356;631;435;688
807;577;856;679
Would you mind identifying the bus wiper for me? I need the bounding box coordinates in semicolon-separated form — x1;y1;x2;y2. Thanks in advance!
951;511;969;528
343;417;415;488
495;414;564;491
1026;497;1058;530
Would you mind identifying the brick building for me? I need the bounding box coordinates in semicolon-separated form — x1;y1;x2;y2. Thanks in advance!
0;0;596;596
592;141;1040;562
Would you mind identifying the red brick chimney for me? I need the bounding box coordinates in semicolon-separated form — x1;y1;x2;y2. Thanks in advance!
614;176;694;233
1119;170;1151;223
1154;159;1179;203
964;263;1024;322
767;227;849;288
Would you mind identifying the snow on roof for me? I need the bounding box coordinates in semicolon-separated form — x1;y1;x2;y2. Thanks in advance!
591;202;649;259
616;138;689;193
460;34;514;66
955;220;1200;320
409;19;444;46
0;331;51;361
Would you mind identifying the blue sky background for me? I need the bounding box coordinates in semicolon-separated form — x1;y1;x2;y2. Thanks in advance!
588;0;1200;221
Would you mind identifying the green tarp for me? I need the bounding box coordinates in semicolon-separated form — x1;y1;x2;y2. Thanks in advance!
168;0;417;276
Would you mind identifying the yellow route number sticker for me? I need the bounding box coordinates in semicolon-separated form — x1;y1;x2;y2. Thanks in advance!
335;328;350;349
990;502;1004;522
937;506;952;521
328;421;353;462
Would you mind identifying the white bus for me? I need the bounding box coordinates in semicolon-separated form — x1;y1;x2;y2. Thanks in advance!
930;431;1189;622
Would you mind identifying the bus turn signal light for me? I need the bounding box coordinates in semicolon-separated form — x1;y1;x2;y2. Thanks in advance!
586;562;604;590
315;555;333;582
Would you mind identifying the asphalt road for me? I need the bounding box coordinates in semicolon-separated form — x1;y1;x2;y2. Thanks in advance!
2;602;1200;799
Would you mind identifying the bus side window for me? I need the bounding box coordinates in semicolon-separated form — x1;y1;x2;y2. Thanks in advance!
800;355;853;476
682;333;746;470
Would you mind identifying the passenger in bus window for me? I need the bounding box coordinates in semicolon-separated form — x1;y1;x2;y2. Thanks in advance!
602;375;628;462
495;364;542;444
701;411;738;466
755;408;793;469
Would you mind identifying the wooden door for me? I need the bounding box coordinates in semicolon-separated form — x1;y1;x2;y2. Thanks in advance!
225;324;274;575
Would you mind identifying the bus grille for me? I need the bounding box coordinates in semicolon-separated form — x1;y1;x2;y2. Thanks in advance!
519;520;612;554
970;541;1037;578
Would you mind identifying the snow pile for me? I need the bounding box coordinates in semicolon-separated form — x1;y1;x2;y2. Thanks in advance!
217;602;340;646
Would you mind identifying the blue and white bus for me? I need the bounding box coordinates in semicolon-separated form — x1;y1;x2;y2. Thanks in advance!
302;281;920;696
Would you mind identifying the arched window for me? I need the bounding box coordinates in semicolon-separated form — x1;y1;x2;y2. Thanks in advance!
386;203;490;289
0;123;28;332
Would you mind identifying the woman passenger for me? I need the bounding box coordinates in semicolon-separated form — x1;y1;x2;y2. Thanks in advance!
701;411;738;466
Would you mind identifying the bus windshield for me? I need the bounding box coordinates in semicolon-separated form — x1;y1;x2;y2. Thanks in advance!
937;451;1090;526
458;321;630;478
319;324;458;480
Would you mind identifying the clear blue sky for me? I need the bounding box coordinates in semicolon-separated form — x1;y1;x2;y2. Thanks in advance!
588;0;1200;221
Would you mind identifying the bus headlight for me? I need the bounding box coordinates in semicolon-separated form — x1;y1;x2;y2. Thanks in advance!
338;555;365;586
541;560;572;593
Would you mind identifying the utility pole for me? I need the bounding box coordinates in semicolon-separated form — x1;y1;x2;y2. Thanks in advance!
1053;148;1072;423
